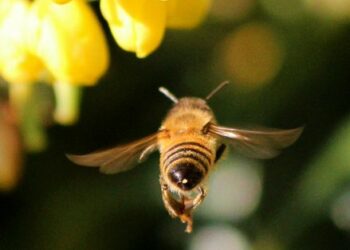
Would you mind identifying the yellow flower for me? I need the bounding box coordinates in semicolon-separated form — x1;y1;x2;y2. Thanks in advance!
0;1;13;23
52;0;72;4
27;0;110;124
0;1;49;152
0;0;44;84
28;0;109;86
101;0;211;58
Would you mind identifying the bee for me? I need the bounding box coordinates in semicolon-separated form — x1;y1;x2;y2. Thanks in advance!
67;81;303;233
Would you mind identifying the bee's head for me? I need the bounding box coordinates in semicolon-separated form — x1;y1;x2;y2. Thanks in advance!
168;162;204;191
159;81;229;104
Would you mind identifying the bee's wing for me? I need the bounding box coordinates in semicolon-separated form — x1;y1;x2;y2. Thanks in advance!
208;123;303;159
67;132;160;174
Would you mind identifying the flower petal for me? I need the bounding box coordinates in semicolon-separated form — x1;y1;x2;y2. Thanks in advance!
166;0;212;29
0;0;44;84
28;0;109;85
101;0;167;58
52;0;72;3
100;0;121;25
101;0;137;53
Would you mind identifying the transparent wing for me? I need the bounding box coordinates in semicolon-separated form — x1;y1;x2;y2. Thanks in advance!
208;123;303;159
66;132;160;174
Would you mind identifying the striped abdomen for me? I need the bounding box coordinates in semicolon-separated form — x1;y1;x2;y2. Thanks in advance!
162;141;213;191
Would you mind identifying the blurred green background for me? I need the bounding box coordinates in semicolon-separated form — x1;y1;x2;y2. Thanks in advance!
1;0;350;249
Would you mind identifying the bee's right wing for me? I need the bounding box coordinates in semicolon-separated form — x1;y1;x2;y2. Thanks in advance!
66;132;161;174
207;123;303;159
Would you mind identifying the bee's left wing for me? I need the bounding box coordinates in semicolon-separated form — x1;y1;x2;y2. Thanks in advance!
207;123;303;159
67;132;161;174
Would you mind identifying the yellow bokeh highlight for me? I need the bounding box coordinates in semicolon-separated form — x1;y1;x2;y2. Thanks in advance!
304;0;350;21
210;0;256;21
218;22;284;88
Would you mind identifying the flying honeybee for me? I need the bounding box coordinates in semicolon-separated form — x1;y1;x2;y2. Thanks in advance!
67;82;303;233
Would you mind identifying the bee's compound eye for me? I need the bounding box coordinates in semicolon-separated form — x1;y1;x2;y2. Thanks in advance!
168;163;203;191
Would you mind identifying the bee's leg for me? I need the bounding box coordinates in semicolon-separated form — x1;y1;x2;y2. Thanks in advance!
188;186;207;211
180;212;193;233
177;187;207;234
184;220;193;233
161;184;179;218
178;195;194;233
159;177;195;233
160;177;184;218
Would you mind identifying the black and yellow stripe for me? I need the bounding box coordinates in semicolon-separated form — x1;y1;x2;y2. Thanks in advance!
162;142;213;174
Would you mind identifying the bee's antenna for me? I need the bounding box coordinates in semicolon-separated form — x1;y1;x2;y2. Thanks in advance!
205;81;230;101
159;87;178;103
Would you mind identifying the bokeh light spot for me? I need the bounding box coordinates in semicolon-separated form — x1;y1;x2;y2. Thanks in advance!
261;0;306;22
331;190;350;231
210;0;256;21
217;22;285;89
189;225;251;250
304;0;350;21
199;157;262;221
